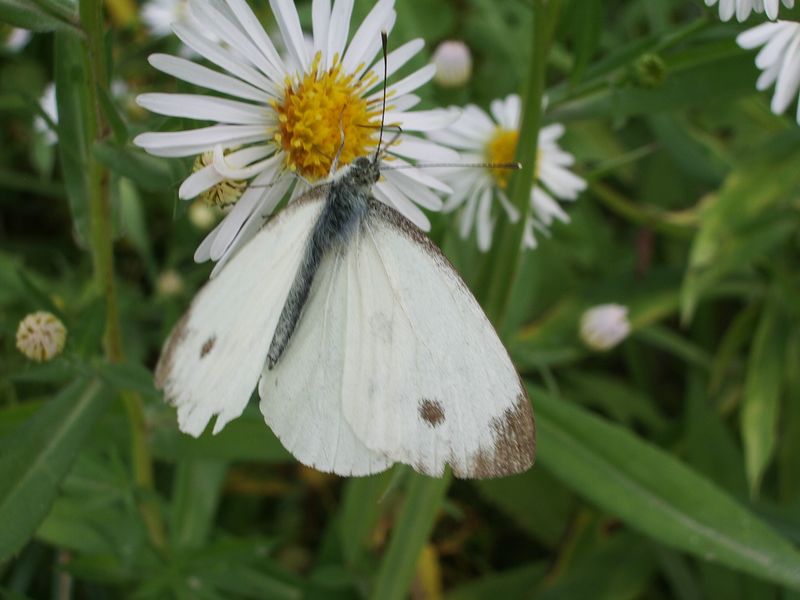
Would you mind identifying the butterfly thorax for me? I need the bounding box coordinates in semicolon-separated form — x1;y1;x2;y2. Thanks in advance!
267;157;380;369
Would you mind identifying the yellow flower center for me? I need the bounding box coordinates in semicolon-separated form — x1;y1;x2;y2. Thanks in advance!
485;128;519;190
193;150;246;208
272;53;382;182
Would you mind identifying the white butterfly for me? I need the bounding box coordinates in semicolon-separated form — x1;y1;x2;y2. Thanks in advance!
156;155;535;478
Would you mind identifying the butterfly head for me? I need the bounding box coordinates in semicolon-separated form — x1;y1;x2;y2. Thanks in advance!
346;156;380;190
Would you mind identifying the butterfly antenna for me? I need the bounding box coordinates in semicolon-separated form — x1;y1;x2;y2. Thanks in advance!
374;30;388;163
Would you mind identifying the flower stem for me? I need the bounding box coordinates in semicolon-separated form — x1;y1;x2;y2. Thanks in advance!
482;0;559;330
79;0;166;549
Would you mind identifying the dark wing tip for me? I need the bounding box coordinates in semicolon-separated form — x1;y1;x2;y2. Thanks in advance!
454;394;536;479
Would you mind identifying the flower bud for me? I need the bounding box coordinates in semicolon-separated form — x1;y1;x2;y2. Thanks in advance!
579;304;631;351
16;311;67;362
432;40;472;88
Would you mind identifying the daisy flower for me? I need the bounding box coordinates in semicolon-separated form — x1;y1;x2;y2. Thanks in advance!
704;0;794;21
134;0;458;276
427;94;586;251
737;20;800;124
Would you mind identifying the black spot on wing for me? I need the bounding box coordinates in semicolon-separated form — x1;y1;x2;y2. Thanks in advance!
419;398;445;427
200;336;216;358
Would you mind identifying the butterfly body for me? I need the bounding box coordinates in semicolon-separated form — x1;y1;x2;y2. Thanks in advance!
268;157;379;368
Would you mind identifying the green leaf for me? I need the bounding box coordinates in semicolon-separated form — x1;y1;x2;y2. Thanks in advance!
0;378;110;561
98;361;160;399
551;48;758;122
151;409;292;462
0;0;77;32
370;473;450;600
54;31;92;246
778;330;800;504
98;85;128;145
170;460;228;550
93;142;180;193
534;386;800;589
681;135;800;321
339;471;394;567
741;300;787;496
475;466;573;547
565;0;602;85
446;563;548;600
538;532;656;600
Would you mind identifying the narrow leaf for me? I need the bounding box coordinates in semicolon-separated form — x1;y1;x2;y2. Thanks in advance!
0;0;77;32
54;31;92;245
371;473;450;600
0;378;109;561
534;387;800;589
741;301;786;496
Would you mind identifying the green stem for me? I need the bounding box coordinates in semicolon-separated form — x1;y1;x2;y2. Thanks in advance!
78;0;166;550
483;0;557;329
590;180;699;236
370;472;451;600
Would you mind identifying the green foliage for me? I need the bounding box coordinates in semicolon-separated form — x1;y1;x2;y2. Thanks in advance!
2;0;800;598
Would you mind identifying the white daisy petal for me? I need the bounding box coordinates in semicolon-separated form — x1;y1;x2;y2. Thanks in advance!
209;174;292;276
148;54;266;102
369;64;436;103
383;169;444;211
134;125;269;157
772;31;800;113
385;94;421;113
383;108;460;131
270;0;311;72
738;20;800;124
459;184;483;239
189;0;284;83
326;0;354;69
388;136;460;163
706;0;794;20
342;0;394;73
476;184;494;252
490;98;506;128
504;95;522;129
312;0;331;54
442;171;482;212
374;181;430;230
227;0;287;76
172;22;276;93
136;93;271;124
209;156;283;261
754;25;794;70
737;22;778;48
370;38;426;83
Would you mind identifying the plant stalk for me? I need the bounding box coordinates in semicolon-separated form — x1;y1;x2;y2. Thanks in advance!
79;0;166;549
483;0;558;330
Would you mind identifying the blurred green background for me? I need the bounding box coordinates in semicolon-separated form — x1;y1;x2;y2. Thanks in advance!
2;0;800;598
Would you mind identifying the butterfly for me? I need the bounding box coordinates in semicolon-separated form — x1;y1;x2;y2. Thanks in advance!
155;150;535;478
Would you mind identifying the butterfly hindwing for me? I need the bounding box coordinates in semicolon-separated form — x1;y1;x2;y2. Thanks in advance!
341;200;535;478
258;246;392;476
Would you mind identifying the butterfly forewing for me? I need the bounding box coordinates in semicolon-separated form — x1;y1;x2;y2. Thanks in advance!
155;188;328;436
